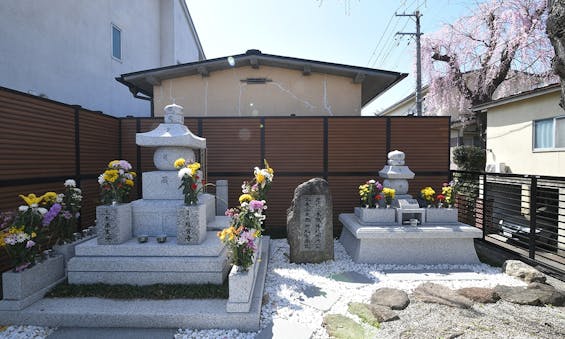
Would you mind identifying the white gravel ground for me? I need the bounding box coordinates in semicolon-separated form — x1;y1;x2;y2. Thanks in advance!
1;239;564;339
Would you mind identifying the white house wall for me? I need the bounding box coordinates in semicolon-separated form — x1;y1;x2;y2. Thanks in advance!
486;91;564;176
0;0;202;117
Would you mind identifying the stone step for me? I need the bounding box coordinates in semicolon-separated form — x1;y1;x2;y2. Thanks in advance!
75;232;224;257
207;215;230;231
67;270;229;285
68;253;228;273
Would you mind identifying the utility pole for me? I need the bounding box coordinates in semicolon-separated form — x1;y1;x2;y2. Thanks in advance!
396;11;423;116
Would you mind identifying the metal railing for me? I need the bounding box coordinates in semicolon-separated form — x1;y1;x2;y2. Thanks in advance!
451;170;565;276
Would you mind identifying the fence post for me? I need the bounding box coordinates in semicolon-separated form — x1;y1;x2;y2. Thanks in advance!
482;172;487;240
529;176;538;259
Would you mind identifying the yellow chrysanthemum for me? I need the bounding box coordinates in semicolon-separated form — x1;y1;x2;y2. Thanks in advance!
31;232;37;238
108;160;120;168
19;193;43;207
125;179;134;187
188;162;201;172
103;169;119;183
130;171;137;177
42;191;57;204
174;158;186;169
382;188;395;199
239;194;253;204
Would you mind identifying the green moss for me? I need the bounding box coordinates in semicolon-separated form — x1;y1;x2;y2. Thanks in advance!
348;302;381;328
46;280;228;299
323;314;366;339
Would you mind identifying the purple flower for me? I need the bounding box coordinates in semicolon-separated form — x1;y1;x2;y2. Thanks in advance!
75;212;80;219
62;211;73;220
42;203;62;226
376;181;383;191
26;240;36;249
249;200;264;212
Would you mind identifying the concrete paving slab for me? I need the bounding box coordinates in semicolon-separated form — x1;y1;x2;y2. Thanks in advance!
329;271;374;284
256;318;314;339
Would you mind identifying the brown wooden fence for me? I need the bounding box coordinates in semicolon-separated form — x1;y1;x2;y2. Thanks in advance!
0;86;450;268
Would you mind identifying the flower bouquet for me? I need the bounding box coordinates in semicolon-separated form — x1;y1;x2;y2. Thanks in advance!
174;158;209;205
218;160;273;270
442;181;455;207
382;187;396;207
358;179;383;208
49;179;83;244
0;193;50;271
98;160;136;204
420;186;436;207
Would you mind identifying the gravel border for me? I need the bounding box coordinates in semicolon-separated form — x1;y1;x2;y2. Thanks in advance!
1;239;564;339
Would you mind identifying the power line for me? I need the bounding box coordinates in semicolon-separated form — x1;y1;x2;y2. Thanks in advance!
396;10;423;116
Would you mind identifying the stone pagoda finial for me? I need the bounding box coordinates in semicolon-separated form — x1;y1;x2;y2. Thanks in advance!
136;104;206;170
379;150;415;197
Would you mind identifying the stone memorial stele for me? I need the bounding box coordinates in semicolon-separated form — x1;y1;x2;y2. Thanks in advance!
287;178;333;263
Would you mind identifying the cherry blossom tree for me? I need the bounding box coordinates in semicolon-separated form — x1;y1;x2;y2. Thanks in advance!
547;0;565;109
422;0;555;121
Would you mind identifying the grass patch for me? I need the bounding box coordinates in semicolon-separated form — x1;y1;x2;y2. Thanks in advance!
46;280;228;299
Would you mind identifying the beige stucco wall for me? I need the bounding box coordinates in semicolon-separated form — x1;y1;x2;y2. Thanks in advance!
486;90;564;176
153;65;361;116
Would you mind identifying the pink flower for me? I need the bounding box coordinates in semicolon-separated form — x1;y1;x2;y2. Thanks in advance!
249;200;265;212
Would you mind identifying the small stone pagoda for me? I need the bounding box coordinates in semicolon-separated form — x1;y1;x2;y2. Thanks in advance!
340;150;482;265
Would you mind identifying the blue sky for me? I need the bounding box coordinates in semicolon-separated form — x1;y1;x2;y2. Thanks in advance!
186;0;479;115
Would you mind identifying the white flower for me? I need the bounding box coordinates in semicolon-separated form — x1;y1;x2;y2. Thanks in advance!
368;179;376;184
18;205;29;212
178;167;190;179
56;194;64;203
98;174;105;185
37;207;48;215
30;203;38;208
64;179;76;187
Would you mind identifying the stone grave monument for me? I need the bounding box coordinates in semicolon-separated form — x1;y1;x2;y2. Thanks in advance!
67;104;230;285
287;178;333;263
339;150;482;265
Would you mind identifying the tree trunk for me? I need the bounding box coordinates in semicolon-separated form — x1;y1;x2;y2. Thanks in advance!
547;0;565;110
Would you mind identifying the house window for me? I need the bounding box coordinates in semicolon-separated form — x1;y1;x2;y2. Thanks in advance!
533;116;565;150
112;24;122;60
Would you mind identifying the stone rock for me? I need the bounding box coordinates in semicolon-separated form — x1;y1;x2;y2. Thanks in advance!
503;260;546;283
322;314;365;339
286;178;333;263
369;304;399;323
527;283;565;306
348;302;381;328
456;287;499;303
494;285;543;306
413;282;473;309
370;287;410;310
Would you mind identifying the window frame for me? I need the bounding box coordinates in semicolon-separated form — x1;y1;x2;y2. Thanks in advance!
532;116;565;152
111;24;122;62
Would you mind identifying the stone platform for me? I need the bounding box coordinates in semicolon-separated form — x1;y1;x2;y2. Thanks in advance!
1;238;270;331
67;231;229;285
339;213;482;265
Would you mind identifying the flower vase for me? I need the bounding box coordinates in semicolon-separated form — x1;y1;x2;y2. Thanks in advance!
354;207;395;224
425;207;459;223
226;238;262;313
96;203;132;245
1;255;65;310
176;203;207;245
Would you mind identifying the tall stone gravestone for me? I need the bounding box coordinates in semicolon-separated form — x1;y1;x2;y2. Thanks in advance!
287;178;333;263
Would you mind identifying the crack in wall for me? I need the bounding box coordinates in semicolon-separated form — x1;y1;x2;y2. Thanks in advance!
322;78;333;116
267;82;316;111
